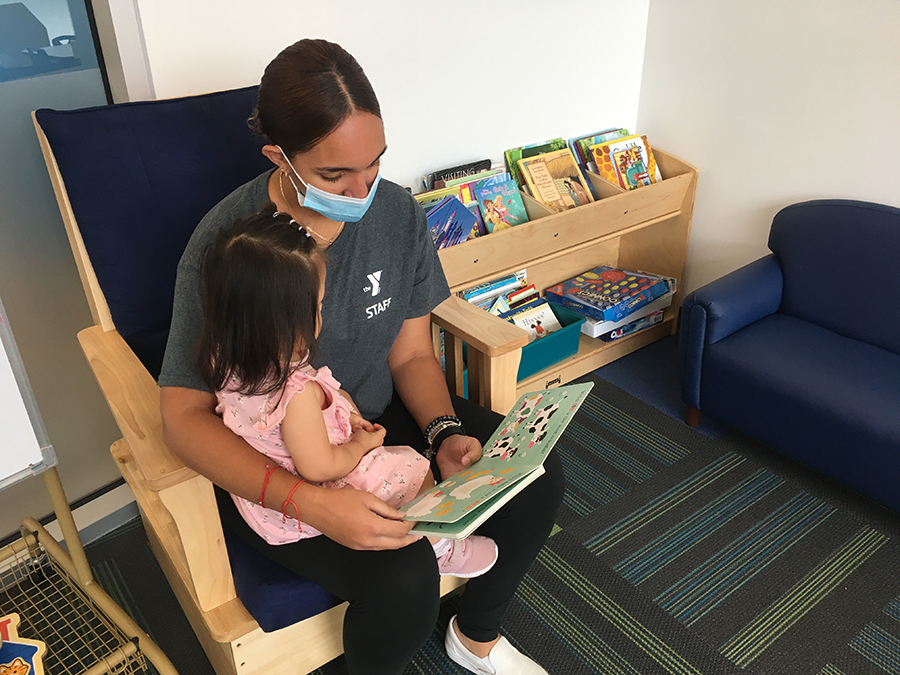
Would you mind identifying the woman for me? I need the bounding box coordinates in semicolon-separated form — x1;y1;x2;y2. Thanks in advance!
158;38;563;675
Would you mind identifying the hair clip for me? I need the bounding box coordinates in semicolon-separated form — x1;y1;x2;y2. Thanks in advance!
274;211;311;237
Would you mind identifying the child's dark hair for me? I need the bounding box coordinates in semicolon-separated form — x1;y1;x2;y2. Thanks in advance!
196;204;325;397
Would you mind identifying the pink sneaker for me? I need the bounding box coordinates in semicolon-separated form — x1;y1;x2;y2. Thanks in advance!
437;536;499;578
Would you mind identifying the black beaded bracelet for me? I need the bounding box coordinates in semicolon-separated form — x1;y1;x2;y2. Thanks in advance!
428;424;467;460
424;414;466;459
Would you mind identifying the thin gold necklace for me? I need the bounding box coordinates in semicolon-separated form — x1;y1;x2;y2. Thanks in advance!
279;171;345;245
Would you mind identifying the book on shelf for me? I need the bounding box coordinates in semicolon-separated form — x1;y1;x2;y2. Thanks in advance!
463;200;487;238
517;149;594;213
597;309;665;342
426;158;492;190
401;383;593;538
505;299;563;343
574;128;631;173
590;134;662;191
473;178;529;233
426;196;478;250
545;266;673;322
415;185;464;213
460;270;528;307
580;282;676;338
504;137;568;192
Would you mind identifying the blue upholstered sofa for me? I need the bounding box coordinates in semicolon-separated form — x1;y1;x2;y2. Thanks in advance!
679;200;900;514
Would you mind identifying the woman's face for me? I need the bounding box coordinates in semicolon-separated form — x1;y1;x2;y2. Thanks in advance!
286;111;386;200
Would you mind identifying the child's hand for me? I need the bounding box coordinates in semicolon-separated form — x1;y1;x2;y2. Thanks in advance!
349;412;377;432
350;422;386;453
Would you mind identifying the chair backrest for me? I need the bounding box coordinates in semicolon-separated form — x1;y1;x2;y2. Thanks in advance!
34;86;272;378
769;199;900;355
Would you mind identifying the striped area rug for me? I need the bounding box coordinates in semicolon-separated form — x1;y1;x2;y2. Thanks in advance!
384;374;900;675
87;374;900;674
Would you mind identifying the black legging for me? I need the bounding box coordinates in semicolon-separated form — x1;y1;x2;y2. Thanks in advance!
217;392;566;674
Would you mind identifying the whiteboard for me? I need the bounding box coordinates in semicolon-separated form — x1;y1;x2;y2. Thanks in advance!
0;296;56;491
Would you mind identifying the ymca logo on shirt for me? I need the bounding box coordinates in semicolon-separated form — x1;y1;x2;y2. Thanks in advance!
363;270;392;319
366;271;382;296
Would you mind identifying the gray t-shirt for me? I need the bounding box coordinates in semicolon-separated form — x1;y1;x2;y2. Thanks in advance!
158;170;451;419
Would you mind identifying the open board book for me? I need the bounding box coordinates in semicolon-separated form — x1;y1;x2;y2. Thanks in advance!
401;383;593;538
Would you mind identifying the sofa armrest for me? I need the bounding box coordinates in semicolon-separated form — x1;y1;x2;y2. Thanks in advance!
679;255;783;408
78;325;197;491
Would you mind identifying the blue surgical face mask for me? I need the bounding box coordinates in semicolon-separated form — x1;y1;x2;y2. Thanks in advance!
280;147;381;223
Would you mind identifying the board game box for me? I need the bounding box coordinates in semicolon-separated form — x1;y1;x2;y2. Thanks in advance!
545;266;673;322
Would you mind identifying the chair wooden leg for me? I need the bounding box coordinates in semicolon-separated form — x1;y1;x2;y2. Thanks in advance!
685;406;702;427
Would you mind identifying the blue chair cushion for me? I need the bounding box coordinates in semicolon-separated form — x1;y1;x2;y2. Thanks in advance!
701;313;900;513
769;200;900;356
35;86;272;378
223;528;342;633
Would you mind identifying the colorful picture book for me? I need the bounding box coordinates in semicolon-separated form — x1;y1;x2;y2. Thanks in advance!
545;266;672;322
517;149;594;213
590;134;662;191
506;299;563;342
504;137;567;192
463;200;487;238
574;128;631;173
426;195;479;250
401;383;593;538
473;178;529;233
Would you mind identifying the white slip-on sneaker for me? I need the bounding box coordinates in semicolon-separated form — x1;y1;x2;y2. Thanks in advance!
444;615;548;674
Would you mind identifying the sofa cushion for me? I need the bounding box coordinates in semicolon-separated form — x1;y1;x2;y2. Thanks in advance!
701;313;900;513
769;200;900;356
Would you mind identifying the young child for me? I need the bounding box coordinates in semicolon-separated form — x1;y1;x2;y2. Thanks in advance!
195;206;497;578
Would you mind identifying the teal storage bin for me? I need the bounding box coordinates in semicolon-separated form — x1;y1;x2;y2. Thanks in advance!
516;304;585;381
456;303;585;397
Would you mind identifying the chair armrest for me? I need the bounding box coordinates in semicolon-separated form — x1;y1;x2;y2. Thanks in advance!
431;295;529;356
78;325;197;491
431;295;528;414
679;254;783;408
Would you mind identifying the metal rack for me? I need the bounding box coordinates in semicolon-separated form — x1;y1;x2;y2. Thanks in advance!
0;468;178;675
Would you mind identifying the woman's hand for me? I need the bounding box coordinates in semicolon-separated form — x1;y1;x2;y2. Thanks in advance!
436;433;482;480
309;486;420;550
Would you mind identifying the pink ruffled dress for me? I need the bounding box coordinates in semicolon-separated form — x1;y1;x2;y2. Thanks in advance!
217;365;429;544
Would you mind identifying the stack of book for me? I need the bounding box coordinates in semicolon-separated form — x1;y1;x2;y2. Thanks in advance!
505;129;663;212
415;127;663;249
545;266;676;341
458;271;562;343
416;162;530;249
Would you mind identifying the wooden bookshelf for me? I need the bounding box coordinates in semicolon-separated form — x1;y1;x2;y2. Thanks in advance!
433;149;698;413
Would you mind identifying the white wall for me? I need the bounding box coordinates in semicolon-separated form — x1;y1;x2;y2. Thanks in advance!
130;0;651;191
638;0;900;293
